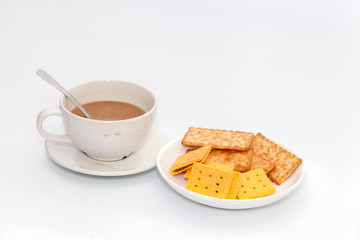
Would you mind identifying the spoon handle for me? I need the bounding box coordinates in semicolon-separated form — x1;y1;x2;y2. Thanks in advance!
37;69;92;119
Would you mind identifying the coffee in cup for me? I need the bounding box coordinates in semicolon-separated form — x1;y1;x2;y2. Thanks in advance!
37;80;156;161
70;100;146;121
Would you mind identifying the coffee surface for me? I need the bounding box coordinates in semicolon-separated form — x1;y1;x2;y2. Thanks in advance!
71;100;146;121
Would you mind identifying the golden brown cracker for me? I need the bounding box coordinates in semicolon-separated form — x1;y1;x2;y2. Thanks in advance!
182;127;254;151
227;149;253;172
205;149;229;162
237;169;276;199
188;148;252;172
186;163;233;199
250;153;275;174
185;149;230;164
169;145;211;175
253;133;302;185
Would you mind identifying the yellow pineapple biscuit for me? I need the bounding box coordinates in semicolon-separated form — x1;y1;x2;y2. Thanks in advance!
253;133;302;185
202;161;239;199
183;159;234;179
227;171;242;199
250;153;275;174
182;127;254;151
184;169;192;179
172;165;193;176
237;169;276;199
186;163;233;199
204;160;235;171
169;145;211;176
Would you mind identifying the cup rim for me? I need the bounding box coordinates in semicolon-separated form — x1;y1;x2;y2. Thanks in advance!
59;79;157;123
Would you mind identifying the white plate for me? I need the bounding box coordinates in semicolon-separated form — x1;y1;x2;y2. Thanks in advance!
46;127;169;176
157;137;305;209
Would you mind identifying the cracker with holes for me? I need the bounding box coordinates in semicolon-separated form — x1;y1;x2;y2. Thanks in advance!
169;145;212;176
183;160;235;179
184;160;235;179
184;168;191;179
186;163;233;199
253;133;302;185
182;127;254;151
184;168;192;179
204;160;235;171
237;169;276;199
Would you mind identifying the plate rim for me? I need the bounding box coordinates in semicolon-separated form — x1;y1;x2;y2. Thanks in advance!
156;136;305;209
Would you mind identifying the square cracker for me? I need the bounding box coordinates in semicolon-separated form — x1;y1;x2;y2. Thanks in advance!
184;168;192;179
250;153;275;174
182;127;254;151
227;150;253;172
204;149;229;162
183;159;234;179
253;133;302;185
169;145;211;175
237;169;276;199
186;163;233;199
172;165;193;176
187;148;252;172
204;160;235;171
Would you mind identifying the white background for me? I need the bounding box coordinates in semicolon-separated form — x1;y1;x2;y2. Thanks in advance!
1;0;359;239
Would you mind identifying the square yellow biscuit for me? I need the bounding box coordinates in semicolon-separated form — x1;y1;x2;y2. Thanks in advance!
227;171;241;199
183;160;234;179
237;169;276;199
184;169;192;179
172;165;193;176
204;160;235;171
186;163;233;199
169;145;211;175
202;161;239;199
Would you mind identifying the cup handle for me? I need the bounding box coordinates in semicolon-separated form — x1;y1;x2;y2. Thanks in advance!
36;107;71;143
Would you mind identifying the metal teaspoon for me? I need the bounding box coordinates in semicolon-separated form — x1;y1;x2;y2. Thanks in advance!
37;69;92;119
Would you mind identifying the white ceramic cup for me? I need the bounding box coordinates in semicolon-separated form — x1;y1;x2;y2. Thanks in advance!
37;80;156;161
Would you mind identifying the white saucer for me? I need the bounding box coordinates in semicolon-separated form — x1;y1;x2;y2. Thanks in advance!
45;127;169;176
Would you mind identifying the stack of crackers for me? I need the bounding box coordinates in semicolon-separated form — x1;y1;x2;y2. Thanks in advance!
169;127;302;199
